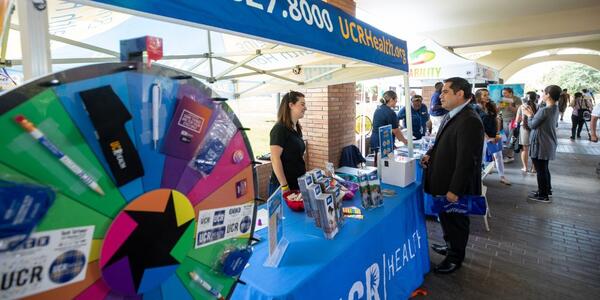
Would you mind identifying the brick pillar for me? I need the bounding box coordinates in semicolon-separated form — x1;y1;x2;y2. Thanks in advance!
303;83;356;170
421;86;436;109
299;0;357;170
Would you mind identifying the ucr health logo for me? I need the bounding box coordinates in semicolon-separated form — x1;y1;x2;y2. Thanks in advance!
341;229;423;300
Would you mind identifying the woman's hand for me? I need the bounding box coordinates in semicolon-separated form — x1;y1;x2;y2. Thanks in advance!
420;155;430;169
523;105;533;117
399;135;408;145
494;135;502;143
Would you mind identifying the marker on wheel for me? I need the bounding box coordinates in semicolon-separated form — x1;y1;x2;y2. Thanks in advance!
14;115;105;196
151;83;161;149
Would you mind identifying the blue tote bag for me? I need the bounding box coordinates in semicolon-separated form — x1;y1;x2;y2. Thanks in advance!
430;195;487;215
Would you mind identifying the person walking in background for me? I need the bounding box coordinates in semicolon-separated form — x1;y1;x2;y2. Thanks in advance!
398;95;430;140
591;101;600;143
269;91;307;194
558;89;569;121
583;88;595;106
429;82;448;135
370;90;408;154
421;77;484;274
523;85;560;203
516;92;538;174
476;89;510;185
499;87;522;163
570;92;592;139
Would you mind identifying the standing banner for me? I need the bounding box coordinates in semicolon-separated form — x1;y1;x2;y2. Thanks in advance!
488;84;525;103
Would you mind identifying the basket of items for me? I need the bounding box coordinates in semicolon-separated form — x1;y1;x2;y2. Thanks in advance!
283;189;305;211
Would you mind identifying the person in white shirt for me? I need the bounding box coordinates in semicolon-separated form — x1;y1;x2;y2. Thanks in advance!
591;102;600;143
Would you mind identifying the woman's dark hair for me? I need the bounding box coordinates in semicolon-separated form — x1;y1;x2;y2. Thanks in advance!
544;85;562;101
277;90;305;134
574;92;583;98
525;91;538;114
380;90;397;104
475;89;497;117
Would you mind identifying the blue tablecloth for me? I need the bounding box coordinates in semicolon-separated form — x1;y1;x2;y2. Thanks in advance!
232;181;430;300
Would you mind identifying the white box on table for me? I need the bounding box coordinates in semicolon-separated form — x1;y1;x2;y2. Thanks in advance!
380;156;416;188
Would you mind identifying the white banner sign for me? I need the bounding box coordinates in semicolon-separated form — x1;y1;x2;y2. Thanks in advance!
195;202;254;249
0;226;94;299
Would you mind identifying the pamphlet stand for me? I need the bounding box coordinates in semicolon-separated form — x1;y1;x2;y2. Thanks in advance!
263;187;289;268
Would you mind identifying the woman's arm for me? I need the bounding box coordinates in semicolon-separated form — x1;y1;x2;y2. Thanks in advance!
270;145;288;188
528;108;547;129
392;128;408;144
515;106;523;123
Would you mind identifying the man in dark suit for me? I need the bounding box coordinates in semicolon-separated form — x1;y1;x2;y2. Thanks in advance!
421;77;484;274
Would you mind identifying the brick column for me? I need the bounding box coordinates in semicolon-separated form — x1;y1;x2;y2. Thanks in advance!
298;0;357;170
421;86;436;109
303;83;356;170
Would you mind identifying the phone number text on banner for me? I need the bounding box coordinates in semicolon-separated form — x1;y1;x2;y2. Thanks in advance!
89;0;408;71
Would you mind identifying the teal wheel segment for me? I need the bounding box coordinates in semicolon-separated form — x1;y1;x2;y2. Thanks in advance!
160;274;192;300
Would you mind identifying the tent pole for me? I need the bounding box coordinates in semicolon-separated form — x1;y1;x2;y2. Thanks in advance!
207;30;214;81
404;74;413;158
10;24;120;57
16;0;51;79
215;44;279;80
215;56;302;85
0;0;15;66
360;83;366;157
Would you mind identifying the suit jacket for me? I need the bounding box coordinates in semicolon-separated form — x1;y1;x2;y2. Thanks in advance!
424;105;484;196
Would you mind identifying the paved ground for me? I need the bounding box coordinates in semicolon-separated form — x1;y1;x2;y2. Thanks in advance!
420;120;600;300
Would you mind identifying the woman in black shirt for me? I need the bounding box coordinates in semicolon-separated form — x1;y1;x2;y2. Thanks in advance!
270;91;307;192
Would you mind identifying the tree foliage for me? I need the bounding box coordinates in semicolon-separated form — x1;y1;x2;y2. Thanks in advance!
542;63;600;94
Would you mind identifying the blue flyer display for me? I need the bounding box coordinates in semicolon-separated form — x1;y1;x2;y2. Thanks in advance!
378;124;394;159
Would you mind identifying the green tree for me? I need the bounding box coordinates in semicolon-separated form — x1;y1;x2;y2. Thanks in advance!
542;63;600;94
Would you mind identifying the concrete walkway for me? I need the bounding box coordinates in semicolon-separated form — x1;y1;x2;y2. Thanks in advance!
421;119;600;299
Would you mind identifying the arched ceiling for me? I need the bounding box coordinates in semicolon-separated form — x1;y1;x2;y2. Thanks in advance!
501;54;600;80
356;0;600;79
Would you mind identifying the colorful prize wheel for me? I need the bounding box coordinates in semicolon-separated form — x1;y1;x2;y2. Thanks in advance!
0;63;257;299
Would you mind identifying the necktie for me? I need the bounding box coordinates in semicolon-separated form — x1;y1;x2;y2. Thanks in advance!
437;114;450;138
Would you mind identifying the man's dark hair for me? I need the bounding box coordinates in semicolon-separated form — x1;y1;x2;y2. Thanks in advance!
443;77;472;100
544;85;562;101
574;92;583;98
562;89;567;92
502;87;514;94
434;82;443;92
582;88;589;93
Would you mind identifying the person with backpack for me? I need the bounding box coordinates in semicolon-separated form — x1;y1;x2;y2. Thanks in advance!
570;92;593;139
558;89;569;121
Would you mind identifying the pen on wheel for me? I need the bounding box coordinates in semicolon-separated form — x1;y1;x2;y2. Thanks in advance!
188;271;225;300
14;115;105;196
151;83;161;149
